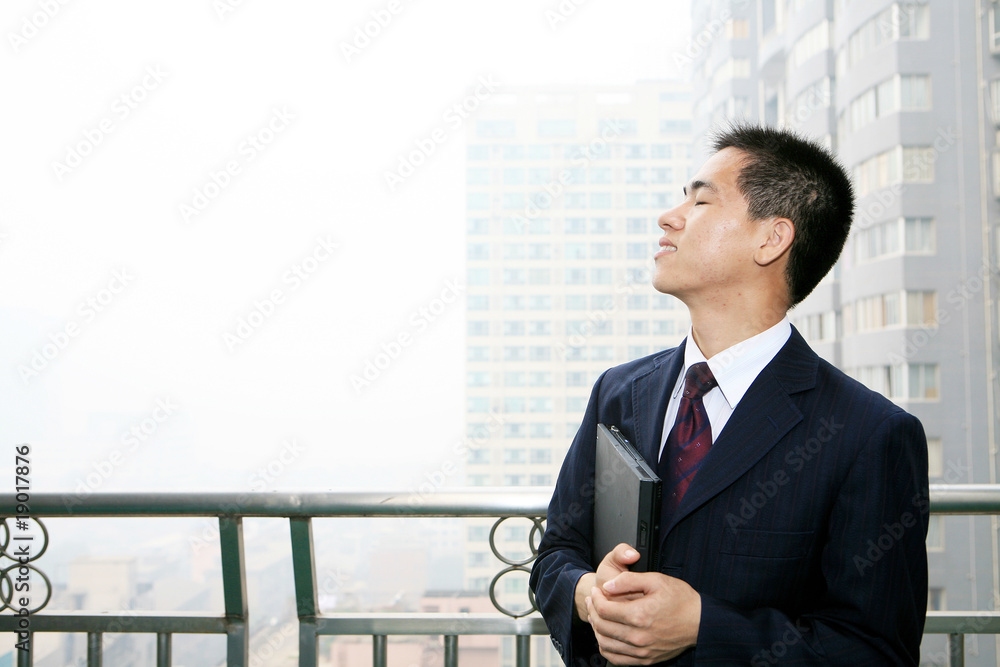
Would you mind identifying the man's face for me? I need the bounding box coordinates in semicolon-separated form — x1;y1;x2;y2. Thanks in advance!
651;147;763;306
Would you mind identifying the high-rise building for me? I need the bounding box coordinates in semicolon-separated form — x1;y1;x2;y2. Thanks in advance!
462;81;693;665
689;1;1000;664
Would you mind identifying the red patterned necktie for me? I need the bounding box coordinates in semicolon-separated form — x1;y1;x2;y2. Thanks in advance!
658;362;718;513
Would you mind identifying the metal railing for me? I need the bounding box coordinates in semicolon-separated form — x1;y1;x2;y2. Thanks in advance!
0;484;997;667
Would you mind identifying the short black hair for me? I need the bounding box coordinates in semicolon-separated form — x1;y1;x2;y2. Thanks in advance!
710;123;854;307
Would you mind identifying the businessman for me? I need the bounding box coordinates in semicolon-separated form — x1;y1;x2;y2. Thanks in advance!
529;124;929;665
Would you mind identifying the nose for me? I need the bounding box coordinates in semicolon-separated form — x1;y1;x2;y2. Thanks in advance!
658;201;686;230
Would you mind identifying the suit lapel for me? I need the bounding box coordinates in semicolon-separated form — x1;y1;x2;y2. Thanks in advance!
659;328;819;539
630;341;686;466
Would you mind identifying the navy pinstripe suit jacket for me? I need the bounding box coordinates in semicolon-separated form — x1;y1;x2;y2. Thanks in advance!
529;327;929;665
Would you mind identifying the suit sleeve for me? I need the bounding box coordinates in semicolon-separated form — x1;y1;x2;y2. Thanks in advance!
529;370;609;665
696;410;930;665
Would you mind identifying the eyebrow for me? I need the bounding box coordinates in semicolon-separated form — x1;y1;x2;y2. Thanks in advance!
682;179;718;197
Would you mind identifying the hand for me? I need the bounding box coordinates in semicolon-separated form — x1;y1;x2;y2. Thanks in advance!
585;568;701;665
574;543;641;622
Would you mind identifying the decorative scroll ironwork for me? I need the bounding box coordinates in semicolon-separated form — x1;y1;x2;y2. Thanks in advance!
487;515;545;618
0;517;52;613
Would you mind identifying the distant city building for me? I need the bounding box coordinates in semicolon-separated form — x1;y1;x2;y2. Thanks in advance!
688;1;1000;664
462;80;694;665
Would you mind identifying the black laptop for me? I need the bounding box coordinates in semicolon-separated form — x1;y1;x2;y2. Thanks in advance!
593;423;661;572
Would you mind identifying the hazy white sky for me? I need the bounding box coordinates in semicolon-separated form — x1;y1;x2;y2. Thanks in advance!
1;0;691;493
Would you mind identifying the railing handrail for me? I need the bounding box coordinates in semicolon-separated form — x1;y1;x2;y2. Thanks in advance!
2;483;995;517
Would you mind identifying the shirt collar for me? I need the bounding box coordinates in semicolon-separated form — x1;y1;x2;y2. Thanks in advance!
674;317;792;409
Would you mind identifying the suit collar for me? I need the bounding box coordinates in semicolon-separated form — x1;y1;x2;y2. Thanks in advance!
630;340;686;466
659;327;819;538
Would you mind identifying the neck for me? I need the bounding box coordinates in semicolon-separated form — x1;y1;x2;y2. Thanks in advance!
686;297;788;359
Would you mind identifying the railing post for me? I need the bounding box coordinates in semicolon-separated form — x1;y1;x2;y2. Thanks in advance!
444;635;458;667
87;632;102;666
16;637;31;667
515;634;531;667
373;634;387;667
948;632;964;667
157;632;171;667
219;516;249;667
290;517;319;667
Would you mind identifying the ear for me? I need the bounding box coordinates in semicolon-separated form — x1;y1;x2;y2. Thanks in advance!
754;217;794;267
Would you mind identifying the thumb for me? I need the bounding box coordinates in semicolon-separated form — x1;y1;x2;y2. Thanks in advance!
612;543;641;567
602;570;651;597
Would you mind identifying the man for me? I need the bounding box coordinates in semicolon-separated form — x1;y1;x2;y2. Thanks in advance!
529;124;929;665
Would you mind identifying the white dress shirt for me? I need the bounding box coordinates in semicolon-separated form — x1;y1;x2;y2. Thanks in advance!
658;318;792;459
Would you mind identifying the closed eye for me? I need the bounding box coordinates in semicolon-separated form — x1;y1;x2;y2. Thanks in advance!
694;201;708;206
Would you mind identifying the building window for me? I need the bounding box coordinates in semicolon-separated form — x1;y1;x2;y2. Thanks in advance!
477;121;516;138
905;291;937;327
926;438;943;479
529;346;550;362
504;397;526;413
589;167;612;184
503;346;526;362
503;321;526;336
528;397;553;412
565;218;586;234
468;321;491;337
590;218;613;234
504;447;527;461
504;372;525;387
908;363;939;399
529;423;553;438
904;217;935;253
926;518;944;552
467;347;489;362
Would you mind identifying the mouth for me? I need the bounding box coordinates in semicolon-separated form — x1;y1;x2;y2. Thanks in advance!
654;238;677;258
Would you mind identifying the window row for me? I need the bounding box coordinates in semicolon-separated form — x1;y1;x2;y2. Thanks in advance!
466;293;679;312
848;363;939;400
466;166;678;187
839;74;931;135
852;145;935;197
837;3;930;76
467;143;688;161
843;290;937;334
467;267;650;286
467;241;658;262
467;474;554;488
466;191;675;211
788;20;832;72
852;217;935;263
465;370;603;388
467;319;680;337
467;217;661;235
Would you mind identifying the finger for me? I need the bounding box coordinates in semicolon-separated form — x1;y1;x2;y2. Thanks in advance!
603;570;653;597
612;543;641;566
589;588;638;640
